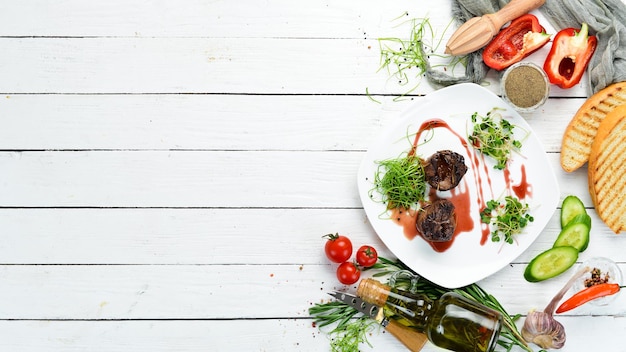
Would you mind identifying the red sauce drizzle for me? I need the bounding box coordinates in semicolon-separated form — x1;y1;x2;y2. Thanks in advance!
391;207;418;240
393;117;534;251
408;119;487;251
503;164;532;199
512;164;532;199
448;179;474;237
392;178;475;252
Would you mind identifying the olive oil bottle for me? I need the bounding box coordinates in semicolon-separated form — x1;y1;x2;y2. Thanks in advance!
357;278;502;352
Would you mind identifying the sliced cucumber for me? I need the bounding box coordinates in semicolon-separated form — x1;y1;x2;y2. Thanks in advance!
560;195;587;228
524;246;579;282
553;214;591;252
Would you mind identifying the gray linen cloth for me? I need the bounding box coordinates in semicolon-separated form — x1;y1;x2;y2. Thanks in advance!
429;0;626;95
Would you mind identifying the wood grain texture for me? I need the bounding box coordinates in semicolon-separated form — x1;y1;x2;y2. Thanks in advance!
0;316;624;352
0;94;583;152
2;263;625;319
0;151;588;208
1;206;620;265
0;0;453;39
0;0;621;351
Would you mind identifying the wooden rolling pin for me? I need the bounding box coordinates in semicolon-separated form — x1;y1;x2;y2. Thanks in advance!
445;0;545;56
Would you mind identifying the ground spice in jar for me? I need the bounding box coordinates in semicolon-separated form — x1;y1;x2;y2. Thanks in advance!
503;64;548;109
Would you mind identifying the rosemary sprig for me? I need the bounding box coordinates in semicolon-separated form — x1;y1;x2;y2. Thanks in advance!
309;257;533;352
329;317;376;352
309;301;360;329
309;302;376;352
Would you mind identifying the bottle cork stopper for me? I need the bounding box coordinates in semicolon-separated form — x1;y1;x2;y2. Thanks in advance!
357;278;390;307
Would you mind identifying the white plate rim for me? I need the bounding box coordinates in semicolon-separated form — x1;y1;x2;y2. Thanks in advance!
357;83;560;288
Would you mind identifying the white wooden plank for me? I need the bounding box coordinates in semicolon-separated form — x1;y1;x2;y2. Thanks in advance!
0;37;392;94
0;0;620;351
1;316;624;352
0;151;585;208
0;208;392;265
1;263;625;319
0;37;590;97
0;94;585;153
0;0;451;39
0;150;363;207
0;206;620;265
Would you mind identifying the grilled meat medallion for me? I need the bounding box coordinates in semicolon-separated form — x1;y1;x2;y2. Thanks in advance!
416;199;457;242
423;150;468;191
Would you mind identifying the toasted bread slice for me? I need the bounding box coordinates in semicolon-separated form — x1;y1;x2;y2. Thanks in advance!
588;104;626;234
561;81;626;172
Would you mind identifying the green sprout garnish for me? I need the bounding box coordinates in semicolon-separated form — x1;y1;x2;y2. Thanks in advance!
375;15;463;100
468;109;523;170
481;196;534;244
370;154;427;211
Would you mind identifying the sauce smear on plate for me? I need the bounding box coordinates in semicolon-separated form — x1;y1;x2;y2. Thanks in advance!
394;117;533;251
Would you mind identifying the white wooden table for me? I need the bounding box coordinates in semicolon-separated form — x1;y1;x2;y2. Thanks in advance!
1;1;625;351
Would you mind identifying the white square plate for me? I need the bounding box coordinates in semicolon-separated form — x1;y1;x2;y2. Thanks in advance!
357;83;559;288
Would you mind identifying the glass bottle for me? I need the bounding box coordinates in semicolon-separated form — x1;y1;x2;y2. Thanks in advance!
357;278;502;352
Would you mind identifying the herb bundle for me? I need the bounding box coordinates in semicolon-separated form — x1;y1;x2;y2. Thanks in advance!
309;257;533;352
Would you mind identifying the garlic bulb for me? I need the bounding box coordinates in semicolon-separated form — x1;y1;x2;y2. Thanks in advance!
522;267;590;350
521;310;566;349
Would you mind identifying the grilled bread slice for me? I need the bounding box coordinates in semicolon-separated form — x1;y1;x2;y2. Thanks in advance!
588;104;626;234
561;81;626;172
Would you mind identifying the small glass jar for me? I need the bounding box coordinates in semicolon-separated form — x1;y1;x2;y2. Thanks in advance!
501;62;550;113
574;257;623;306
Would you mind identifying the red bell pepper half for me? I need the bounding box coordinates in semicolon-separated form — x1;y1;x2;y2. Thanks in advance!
482;14;550;71
543;23;597;89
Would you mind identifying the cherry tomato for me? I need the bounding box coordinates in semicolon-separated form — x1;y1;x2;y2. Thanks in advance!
356;245;378;268
336;262;360;285
323;233;352;263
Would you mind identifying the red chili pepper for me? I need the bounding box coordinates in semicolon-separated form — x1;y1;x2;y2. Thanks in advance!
482;14;550;71
543;22;597;89
556;283;622;313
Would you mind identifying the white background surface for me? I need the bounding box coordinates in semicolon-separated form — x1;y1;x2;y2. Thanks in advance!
1;1;625;351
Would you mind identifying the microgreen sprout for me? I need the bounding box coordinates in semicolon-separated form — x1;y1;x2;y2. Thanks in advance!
481;196;534;244
375;16;463;100
469;108;525;170
377;17;433;87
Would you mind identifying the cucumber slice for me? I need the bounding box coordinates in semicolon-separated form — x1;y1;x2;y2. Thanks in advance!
553;214;591;252
560;195;587;228
524;246;579;282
